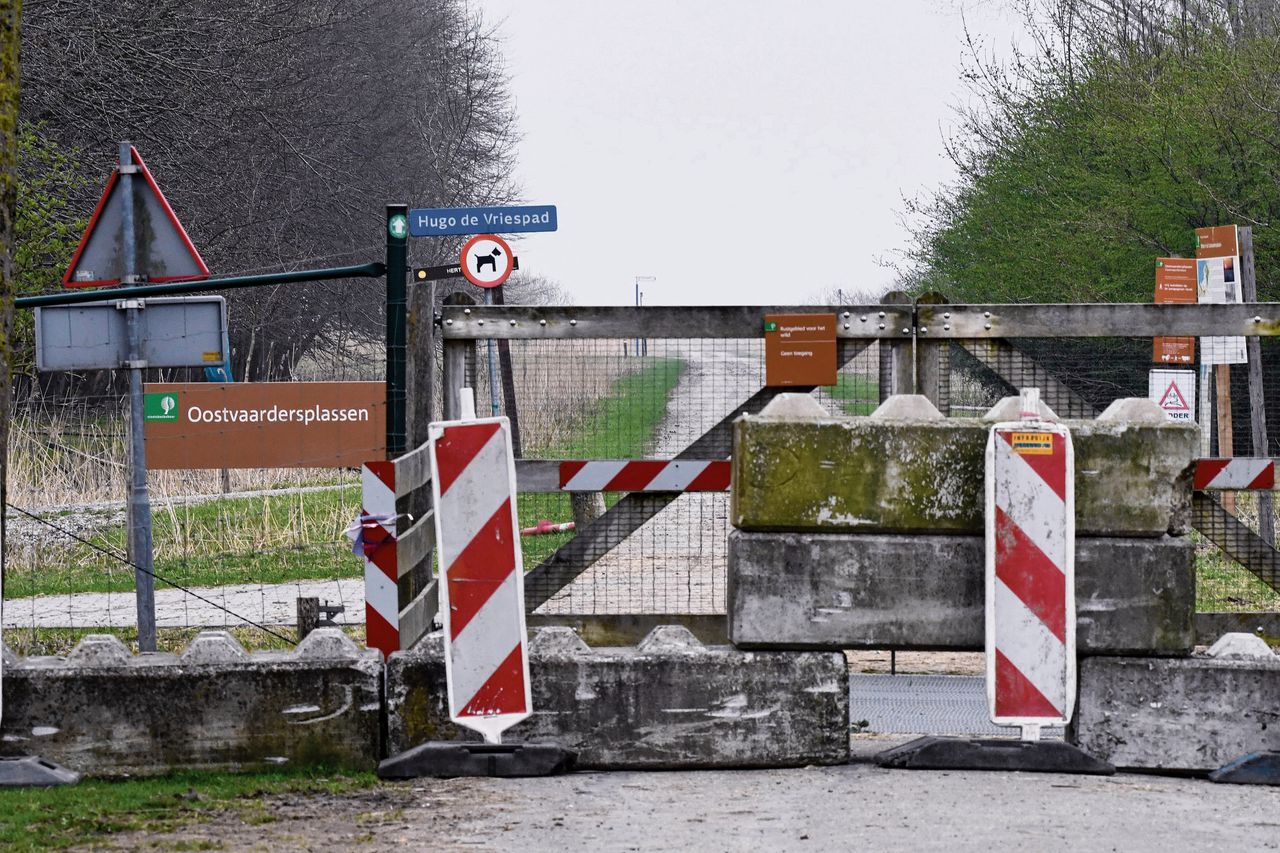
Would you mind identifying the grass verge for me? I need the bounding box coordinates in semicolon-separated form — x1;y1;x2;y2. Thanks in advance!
0;767;376;851
0;625;366;657
827;373;878;416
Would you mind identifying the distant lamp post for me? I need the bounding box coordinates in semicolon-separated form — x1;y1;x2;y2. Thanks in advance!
634;275;655;356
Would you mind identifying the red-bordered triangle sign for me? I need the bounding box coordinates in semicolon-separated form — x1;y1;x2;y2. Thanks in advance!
1159;380;1190;412
63;147;209;288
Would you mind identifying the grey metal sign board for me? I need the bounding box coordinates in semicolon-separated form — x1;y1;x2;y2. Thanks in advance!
35;296;227;372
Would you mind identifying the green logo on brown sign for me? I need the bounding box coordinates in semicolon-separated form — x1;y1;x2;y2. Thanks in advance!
144;392;180;422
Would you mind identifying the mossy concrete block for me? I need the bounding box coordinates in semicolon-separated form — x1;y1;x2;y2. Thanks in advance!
1070;655;1280;771
731;413;1197;537
385;628;849;769
727;530;1194;654
0;637;382;776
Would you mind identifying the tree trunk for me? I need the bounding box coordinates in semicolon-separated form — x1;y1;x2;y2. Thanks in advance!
1;0;20;594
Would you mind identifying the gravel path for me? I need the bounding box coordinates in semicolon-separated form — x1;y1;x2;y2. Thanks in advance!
538;340;763;615
1;578;363;630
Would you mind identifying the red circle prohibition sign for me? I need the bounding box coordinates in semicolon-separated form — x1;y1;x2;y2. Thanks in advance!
460;233;515;288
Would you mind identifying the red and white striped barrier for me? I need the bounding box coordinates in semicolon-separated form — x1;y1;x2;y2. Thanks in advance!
558;459;731;492
430;412;531;744
1193;458;1276;491
360;461;400;659
985;388;1075;736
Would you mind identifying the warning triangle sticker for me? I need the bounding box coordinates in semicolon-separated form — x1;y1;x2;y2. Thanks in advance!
63;147;209;288
1159;380;1190;412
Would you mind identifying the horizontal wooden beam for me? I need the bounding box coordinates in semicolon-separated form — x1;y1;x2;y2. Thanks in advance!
920;302;1280;338
439;305;913;340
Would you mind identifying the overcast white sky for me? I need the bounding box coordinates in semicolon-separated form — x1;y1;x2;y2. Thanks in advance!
475;1;1026;305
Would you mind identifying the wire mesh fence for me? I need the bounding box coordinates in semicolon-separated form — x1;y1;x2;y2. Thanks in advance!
9;301;1280;651
2;339;381;650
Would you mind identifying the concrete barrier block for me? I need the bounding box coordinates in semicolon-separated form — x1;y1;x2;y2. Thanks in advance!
984;395;1060;422
65;634;132;667
1071;655;1280;771
180;630;249;664
728;530;1194;654
386;628;849;769
0;634;382;776
731;400;1197;537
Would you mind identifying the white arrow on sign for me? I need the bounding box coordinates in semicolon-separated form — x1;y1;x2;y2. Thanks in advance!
461;233;515;289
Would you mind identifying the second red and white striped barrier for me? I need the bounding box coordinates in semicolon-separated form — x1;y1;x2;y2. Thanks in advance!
985;388;1075;737
557;459;730;492
1193;458;1276;491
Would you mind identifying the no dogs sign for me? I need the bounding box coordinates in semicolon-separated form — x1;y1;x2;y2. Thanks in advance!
461;233;515;288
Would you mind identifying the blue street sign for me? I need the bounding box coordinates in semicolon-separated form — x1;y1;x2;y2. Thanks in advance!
408;204;557;238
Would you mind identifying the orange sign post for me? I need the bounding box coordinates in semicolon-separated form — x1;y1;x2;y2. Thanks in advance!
1153;258;1197;364
144;382;386;469
764;314;837;387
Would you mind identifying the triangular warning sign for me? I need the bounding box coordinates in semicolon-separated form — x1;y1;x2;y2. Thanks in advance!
1159;380;1190;412
63;147;209;288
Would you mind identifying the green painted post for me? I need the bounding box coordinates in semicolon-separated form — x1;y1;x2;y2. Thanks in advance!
386;205;409;458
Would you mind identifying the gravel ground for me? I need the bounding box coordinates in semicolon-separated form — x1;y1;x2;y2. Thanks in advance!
102;743;1280;852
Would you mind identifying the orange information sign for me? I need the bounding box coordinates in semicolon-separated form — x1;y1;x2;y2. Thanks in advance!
764;314;837;387
1195;225;1239;259
1154;257;1196;364
144;382;386;469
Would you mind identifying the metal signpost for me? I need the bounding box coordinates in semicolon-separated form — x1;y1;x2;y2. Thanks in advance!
460;234;516;417
47;141;214;651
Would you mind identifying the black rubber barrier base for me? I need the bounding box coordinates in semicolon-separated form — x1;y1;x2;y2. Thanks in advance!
0;756;82;787
875;736;1115;775
378;742;576;779
1210;751;1280;785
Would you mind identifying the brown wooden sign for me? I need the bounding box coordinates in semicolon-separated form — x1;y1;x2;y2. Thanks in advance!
144;382;386;469
764;313;837;387
1153;257;1197;364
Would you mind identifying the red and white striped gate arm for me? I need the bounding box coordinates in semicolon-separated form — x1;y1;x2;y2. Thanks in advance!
1193;458;1276;491
430;414;531;744
985;389;1075;734
361;461;399;660
558;459;731;491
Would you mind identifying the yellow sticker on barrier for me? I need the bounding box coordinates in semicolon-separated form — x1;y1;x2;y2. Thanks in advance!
1011;432;1054;455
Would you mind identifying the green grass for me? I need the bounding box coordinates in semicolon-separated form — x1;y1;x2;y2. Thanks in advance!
1194;532;1280;612
0;767;375;851
518;356;686;568
827;373;879;415
10;359;687;597
0;624;365;657
8;486;360;599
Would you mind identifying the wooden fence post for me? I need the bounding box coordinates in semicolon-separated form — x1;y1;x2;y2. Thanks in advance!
879;291;914;400
1241;226;1273;542
441;292;474;420
916;292;951;415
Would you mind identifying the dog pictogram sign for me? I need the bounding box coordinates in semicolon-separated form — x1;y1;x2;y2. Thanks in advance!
1148;369;1196;423
460;233;515;289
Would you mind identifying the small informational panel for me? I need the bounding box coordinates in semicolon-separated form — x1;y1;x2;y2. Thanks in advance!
764;313;837;387
35;296;226;372
1196;225;1247;365
1153;258;1196;364
144;382;386;469
1149;369;1196;423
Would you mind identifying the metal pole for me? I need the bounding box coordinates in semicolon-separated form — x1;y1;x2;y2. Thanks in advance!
485;289;500;416
386;205;409;457
120;142;157;652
